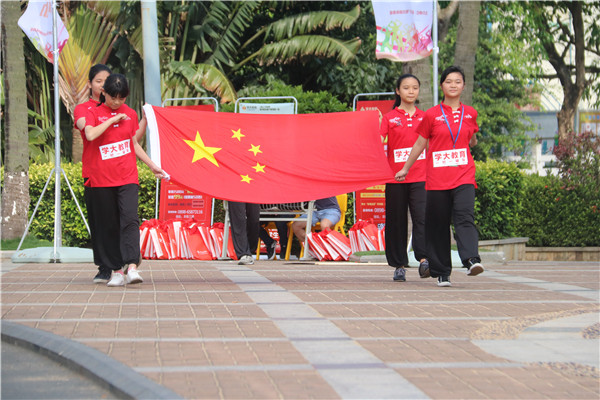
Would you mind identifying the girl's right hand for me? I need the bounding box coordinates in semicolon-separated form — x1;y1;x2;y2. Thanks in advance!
395;169;408;182
112;113;127;123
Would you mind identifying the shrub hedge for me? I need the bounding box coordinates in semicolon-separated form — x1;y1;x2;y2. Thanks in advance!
25;162;158;248
18;160;598;248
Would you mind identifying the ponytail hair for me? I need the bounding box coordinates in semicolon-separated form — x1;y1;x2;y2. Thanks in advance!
99;73;130;105
392;74;421;109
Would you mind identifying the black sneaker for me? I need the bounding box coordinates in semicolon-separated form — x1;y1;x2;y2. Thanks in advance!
266;241;277;261
393;267;406;282
93;270;111;284
466;258;484;276
418;259;430;278
437;276;451;287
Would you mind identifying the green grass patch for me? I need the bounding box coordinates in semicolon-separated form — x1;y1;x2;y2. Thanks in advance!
1;236;53;251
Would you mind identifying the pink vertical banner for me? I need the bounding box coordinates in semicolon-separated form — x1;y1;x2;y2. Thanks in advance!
18;0;69;63
373;1;433;62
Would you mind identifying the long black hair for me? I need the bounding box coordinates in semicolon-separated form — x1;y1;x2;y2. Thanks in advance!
392;74;421;109
99;73;130;105
88;64;111;97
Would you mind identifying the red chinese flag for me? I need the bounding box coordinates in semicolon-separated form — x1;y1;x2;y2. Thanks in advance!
145;105;394;203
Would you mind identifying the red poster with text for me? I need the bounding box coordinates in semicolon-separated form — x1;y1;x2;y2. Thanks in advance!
355;99;394;228
158;180;213;224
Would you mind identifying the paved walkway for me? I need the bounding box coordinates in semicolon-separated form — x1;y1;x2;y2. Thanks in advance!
1;256;598;399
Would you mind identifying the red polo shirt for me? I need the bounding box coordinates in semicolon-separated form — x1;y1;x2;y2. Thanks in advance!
74;99;100;179
84;103;139;187
380;107;426;183
416;102;478;190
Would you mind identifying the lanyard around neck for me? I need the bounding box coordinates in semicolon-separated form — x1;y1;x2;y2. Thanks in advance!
440;104;464;149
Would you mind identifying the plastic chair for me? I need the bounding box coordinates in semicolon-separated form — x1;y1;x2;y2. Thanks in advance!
299;194;348;258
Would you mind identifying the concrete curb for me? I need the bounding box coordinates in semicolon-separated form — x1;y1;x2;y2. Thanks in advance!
351;251;506;265
1;320;182;400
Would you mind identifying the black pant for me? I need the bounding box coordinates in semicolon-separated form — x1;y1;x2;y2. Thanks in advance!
87;184;140;271
425;184;480;277
385;182;426;267
259;220;288;255
229;202;260;258
84;184;101;270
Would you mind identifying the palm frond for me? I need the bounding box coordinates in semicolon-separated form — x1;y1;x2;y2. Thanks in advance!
167;60;237;103
58;5;117;115
204;1;260;69
239;36;362;68
266;5;360;40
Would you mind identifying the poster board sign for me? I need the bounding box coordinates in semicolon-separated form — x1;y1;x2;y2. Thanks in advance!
238;102;295;114
579;111;600;135
355;99;395;228
158;180;213;224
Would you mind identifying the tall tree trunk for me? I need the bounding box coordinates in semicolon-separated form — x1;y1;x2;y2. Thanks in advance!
454;1;480;106
549;2;585;139
72;127;83;163
403;58;433;110
1;1;31;240
405;1;459;109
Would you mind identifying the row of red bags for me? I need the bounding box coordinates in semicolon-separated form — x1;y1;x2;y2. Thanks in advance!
348;220;385;253
305;220;385;261
140;218;385;262
140;219;237;260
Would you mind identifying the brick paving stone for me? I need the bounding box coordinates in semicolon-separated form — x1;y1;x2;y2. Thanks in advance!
2;258;598;399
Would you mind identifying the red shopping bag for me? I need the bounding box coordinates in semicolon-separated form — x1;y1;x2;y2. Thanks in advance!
307;232;330;261
317;230;343;261
211;223;238;260
186;227;213;260
323;229;352;260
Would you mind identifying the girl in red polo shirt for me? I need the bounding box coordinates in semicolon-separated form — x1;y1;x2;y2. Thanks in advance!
396;66;484;287
84;73;167;287
74;64;111;284
380;74;428;282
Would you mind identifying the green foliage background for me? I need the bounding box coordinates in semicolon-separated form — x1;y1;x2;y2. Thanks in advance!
24;162;158;248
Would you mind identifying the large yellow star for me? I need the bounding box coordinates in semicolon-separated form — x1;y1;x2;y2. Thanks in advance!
184;132;221;166
240;174;253;184
248;144;262;156
252;163;266;173
231;128;245;141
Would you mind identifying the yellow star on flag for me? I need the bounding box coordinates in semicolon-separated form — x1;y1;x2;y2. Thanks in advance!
231;128;245;141
252;163;266;173
248;144;262;156
240;174;253;184
184;132;221;166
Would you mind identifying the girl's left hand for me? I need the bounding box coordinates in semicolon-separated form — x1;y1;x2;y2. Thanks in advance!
152;166;170;180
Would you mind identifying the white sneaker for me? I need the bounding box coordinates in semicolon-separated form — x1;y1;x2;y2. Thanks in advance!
238;255;254;265
126;266;143;284
107;271;125;287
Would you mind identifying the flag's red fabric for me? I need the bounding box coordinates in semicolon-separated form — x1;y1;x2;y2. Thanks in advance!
145;105;394;203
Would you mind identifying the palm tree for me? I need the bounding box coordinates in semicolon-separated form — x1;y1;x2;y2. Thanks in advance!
1;1;30;240
58;2;118;162
158;1;362;105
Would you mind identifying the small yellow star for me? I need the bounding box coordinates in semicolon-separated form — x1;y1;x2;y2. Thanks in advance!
184;132;221;166
248;144;262;156
252;163;266;173
231;129;245;141
240;174;253;183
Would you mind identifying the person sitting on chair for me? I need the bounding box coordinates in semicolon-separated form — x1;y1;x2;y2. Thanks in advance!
292;197;341;244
